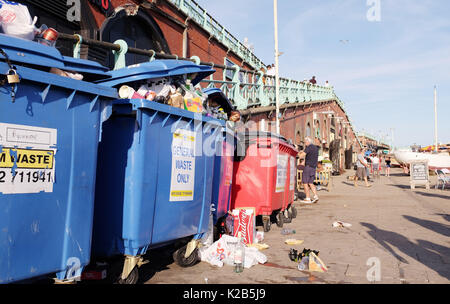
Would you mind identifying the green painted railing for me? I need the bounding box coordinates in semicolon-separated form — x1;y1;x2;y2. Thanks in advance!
200;64;337;111
64;33;343;114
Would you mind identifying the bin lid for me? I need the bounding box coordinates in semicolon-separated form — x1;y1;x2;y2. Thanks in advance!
97;60;215;87
202;88;234;115
0;34;111;78
0;34;64;69
238;131;289;143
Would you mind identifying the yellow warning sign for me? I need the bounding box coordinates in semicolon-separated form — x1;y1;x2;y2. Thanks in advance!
0;148;54;169
173;132;195;142
170;191;194;197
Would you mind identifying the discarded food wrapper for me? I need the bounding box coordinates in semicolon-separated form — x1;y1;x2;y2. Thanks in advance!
284;239;304;245
168;92;184;109
137;85;156;101
254;231;264;244
308;252;328;272
332;221;352;228
184;97;203;113
247;243;269;250
119;85;144;99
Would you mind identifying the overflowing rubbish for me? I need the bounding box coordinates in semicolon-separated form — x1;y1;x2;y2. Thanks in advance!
307;252;328;272
284;239;304;245
198;235;267;268
332;221;352;228
295;249;327;272
116;76;242;117
36;25;59;47
0;1;37;40
288;248;299;262
281;228;296;235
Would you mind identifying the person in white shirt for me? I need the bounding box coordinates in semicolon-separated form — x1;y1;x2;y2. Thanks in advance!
371;154;380;179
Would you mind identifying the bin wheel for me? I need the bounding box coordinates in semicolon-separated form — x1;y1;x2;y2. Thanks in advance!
173;245;199;268
283;209;292;223
263;219;271;232
290;206;298;219
276;212;284;228
117;266;139;285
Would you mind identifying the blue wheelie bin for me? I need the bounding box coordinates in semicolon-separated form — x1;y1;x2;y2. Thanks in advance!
202;88;236;238
90;60;222;283
0;34;117;283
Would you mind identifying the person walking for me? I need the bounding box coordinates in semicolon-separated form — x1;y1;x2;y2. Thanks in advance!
385;156;391;177
371;154;380;179
298;137;319;204
355;149;371;187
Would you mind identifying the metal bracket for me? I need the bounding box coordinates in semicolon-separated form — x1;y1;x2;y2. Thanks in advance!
184;239;200;259
113;39;129;70
121;255;147;281
190;56;201;65
148;49;156;62
73;34;82;59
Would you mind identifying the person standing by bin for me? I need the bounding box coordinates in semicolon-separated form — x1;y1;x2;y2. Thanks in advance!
298;137;319;204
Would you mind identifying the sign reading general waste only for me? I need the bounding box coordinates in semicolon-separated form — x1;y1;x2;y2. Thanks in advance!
169;129;196;201
0;123;57;194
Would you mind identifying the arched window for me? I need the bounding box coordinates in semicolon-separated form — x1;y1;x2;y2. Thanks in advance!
101;6;171;68
306;122;311;137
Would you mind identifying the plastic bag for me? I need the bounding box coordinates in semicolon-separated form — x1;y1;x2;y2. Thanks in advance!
198;235;267;268
0;1;37;40
198;234;237;267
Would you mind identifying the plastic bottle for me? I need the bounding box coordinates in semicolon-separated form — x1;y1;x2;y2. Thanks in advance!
281;228;296;235
298;256;309;271
234;238;245;273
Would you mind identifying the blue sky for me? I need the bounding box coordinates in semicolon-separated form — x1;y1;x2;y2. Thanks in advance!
195;0;450;148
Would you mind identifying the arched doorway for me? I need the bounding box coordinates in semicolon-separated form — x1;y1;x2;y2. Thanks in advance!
101;5;171;69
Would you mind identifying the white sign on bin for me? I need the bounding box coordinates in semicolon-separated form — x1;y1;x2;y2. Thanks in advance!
0;123;57;194
169;129;196;201
289;156;296;191
276;154;288;193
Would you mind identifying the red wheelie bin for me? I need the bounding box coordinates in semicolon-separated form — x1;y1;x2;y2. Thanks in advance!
231;131;298;232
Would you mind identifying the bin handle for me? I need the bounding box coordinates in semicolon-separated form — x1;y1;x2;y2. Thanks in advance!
257;143;272;149
148;50;156;62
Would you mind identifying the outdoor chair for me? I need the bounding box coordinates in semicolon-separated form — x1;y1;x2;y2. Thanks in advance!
435;169;450;190
297;169;331;192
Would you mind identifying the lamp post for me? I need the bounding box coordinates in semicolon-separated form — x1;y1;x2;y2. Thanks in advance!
274;0;281;134
434;86;438;153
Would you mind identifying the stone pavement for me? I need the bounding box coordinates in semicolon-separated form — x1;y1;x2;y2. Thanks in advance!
142;168;449;284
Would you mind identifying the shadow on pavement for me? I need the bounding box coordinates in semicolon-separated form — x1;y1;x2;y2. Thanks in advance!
137;245;179;284
414;191;450;200
360;222;450;280
403;215;450;238
435;213;450;222
388;184;411;190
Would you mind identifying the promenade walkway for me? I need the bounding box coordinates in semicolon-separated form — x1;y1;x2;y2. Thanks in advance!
142;168;449;284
